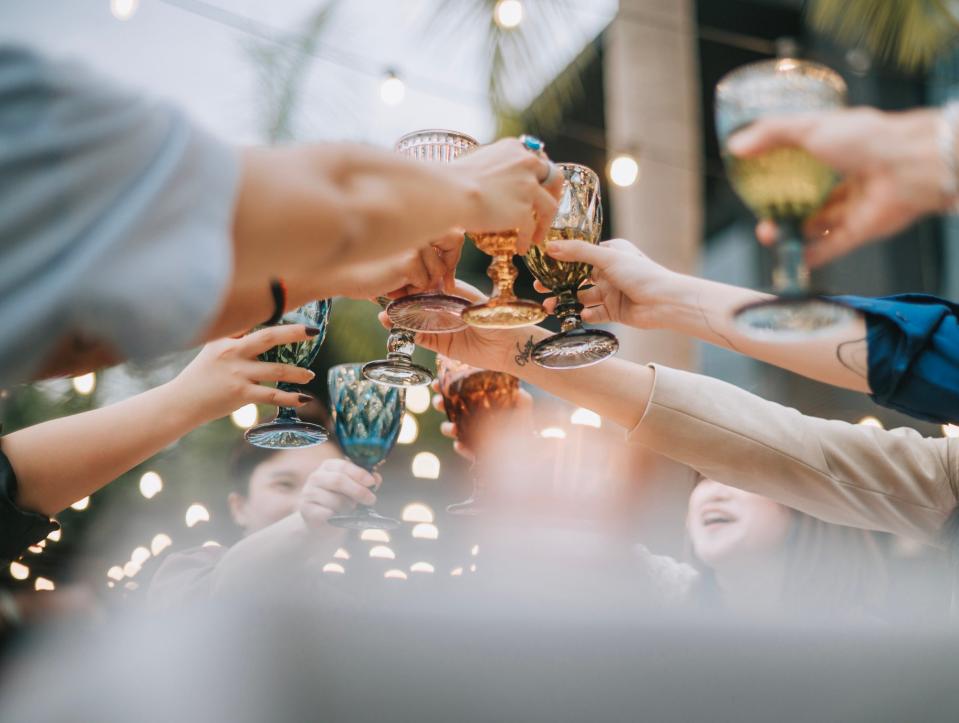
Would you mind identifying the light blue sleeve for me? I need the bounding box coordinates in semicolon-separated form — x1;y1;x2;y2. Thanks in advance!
0;46;238;384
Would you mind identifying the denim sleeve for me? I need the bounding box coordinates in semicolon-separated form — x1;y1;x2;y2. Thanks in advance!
0;47;237;384
832;294;959;424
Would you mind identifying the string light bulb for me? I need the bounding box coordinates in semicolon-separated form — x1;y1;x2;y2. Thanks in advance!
334;548;350;560
110;0;138;21
130;546;151;566
943;424;959;438
540;426;567;440
185;503;210;528
360;529;390;543
34;577;55;591
139;471;163;499
608;153;640;187
151;533;172;556
410;561;435;574
384;569;408;580
9;562;29;580
47;529;61;542
570;407;602;428
379;70;406;106
494;0;523;29
412;523;439;540
858;416;884;429
369;545;396;560
72;372;96;396
398;413;419;444
412;452;441;479
107;566;125;581
323;562;345;574
70;496;90;511
406;386;431;414
401;502;434;523
230;404;258;429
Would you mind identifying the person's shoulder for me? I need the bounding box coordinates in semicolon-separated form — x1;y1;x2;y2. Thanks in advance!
147;545;229;610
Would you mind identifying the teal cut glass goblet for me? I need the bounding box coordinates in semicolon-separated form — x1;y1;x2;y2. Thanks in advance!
327;363;404;530
244;299;331;449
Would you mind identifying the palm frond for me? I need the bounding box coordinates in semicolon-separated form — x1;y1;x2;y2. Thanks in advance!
808;0;959;71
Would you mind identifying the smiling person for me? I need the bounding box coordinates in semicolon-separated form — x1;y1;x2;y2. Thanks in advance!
149;439;377;608
1;47;562;385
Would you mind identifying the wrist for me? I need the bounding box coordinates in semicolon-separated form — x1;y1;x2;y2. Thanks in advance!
160;377;219;427
640;272;706;332
444;165;484;230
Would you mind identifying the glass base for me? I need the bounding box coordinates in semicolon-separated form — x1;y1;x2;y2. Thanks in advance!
244;419;328;449
327;507;400;530
532;327;619;369
362;359;434;387
734;294;858;340
461;299;545;329
387;294;469;333
447;496;483;516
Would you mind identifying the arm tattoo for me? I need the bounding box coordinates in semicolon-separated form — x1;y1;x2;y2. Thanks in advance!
836;336;868;379
514;337;535;366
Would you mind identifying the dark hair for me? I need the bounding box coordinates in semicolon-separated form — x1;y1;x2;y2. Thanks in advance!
227;402;336;495
686;477;887;616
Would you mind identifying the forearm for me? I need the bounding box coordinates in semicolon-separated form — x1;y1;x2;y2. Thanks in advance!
211;513;345;595
502;328;655;432
650;274;871;394
3;381;205;516
232;145;477;297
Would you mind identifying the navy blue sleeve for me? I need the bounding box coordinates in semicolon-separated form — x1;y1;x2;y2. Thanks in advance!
0;445;58;563
831;294;959;424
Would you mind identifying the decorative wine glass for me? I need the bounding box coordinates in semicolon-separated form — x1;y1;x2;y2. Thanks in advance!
460;137;548;329
437;354;520;515
524;163;619;368
327;363;404;530
715;58;858;338
244;299;331;449
363;130;478;388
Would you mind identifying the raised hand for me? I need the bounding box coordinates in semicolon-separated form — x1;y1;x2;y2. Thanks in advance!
298;459;380;529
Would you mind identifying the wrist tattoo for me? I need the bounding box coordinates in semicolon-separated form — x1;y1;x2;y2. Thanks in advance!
514;337;535;366
836;336;868;379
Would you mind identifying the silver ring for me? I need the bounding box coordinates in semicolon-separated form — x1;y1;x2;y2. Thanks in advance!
539;160;557;186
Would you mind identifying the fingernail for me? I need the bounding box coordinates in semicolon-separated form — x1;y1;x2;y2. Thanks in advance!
305;370;316;379
305;326;321;336
298;394;313;403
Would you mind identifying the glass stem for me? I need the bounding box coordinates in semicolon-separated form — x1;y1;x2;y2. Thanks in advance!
275;382;299;421
385;328;415;365
553;288;584;333
488;254;519;303
772;219;809;296
355;464;382;516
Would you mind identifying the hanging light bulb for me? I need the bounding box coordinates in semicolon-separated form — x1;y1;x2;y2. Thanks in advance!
9;561;29;580
110;0;138;21
401;502;434;523
450;566;464;576
72;372;96;395
540;426;567;439
230;404;259;430
858;416;884;429
151;533;172;556
323;562;345;574
410;561;434;574
130;546;151;566
123;560;142;578
46;529;61;543
943;424;959;438
411;523;439;540
411;452;440;479
360;529;390;543
398;413;419;444
70;496;90;511
379;70;406;106
185;503;210;528
406;386;431;414
570;407;602;428
369;545;396;560
334;547;350;560
384;569;408;580
494;0;523;29
34;577;55;591
608;153;640;187
201;540;222;548
139;471;163;499
107;566;125;581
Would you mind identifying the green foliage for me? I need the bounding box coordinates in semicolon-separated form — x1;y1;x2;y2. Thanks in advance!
808;0;959;71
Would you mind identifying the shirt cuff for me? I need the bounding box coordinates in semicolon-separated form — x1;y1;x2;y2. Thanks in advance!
0;447;58;563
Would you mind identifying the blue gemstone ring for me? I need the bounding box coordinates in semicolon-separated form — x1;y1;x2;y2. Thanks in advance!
519;134;545;153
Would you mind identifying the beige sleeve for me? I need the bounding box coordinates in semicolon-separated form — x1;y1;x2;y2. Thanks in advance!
628;365;958;545
147;546;226;610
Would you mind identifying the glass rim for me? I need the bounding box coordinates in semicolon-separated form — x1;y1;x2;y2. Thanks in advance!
555;161;600;185
716;57;847;98
394;128;480;150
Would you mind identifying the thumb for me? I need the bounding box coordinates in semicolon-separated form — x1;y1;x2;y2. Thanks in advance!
545;239;609;267
726;115;814;157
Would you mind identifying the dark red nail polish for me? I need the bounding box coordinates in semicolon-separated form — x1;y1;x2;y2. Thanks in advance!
305;326;321;336
298;394;313;403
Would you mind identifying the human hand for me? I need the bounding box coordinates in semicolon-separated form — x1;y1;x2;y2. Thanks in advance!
432;383;535;462
448;138;563;254
171;325;318;423
377;280;546;373
540;238;683;329
729;107;945;267
298;458;379;529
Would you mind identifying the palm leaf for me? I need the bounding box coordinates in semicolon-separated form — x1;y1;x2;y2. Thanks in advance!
808;0;959;71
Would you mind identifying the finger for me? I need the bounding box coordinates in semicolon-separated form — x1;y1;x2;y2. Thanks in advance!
420;246;447;290
725;115;818;157
240;324;317;358
543;296;557;314
312;459;378;488
515;214;535;256
542;161;565;199
581;306;611;324
533;280;553;294
440;421;457;439
432;393;446;413
449;278;489;304
241;360;315;385
308;473;377;506
304;489;358;515
755;219;778;246
245;385;312;408
530;186;560;241
300;501;335;528
576;286;603;308
404;255;431;292
546;239;610;267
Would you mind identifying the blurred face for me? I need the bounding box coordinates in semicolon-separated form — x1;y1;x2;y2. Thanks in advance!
686;479;793;570
229;445;340;535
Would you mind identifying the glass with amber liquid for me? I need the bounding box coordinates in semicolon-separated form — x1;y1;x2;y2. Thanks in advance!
437;354;521;515
716;58;858;339
524;163;618;368
461;229;546;328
